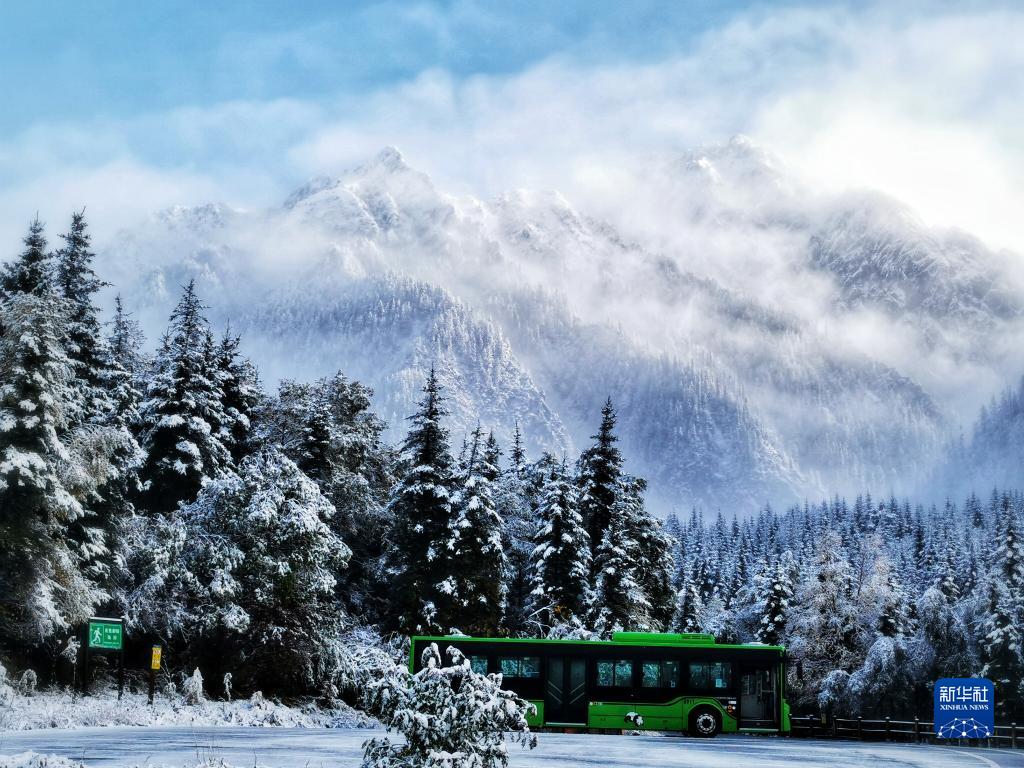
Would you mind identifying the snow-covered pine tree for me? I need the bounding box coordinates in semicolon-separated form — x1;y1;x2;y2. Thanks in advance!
384;367;457;633
757;554;795;646
876;567;912;639
363;642;536;768
846;634;916;717
593;492;649;633
914;583;973;687
577;398;623;568
118;508;198;642
105;295;146;428
446;425;507;635
672;580;703;634
482;431;502;483
979;496;1024;716
92;295;148;600
620;476;675;629
54;211;112;424
214;328;261;463
509;421;527;480
262;372;394;620
0;217;49;297
175;447;352;693
495;428;535;635
0;221;100;644
787;532;860;707
137;281;231;514
53;216;144;597
527;459;591;630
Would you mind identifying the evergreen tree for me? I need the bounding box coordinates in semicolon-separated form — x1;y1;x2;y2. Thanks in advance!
788;532;860;706
53;216;144;597
137;281;230;514
105;296;146;428
495;429;534;635
482;431;502;483
54;210;111;423
129;448;351;693
876;568;912;639
363;643;536;768
620;476;675;629
846;635;917;717
215;328;261;463
0;217;50;297
446;425;507;634
577;398;623;566
757;555;795;646
509;421;526;479
94;295;147;600
672;580;703;633
593;495;649;632
527;460;591;629
914;585;972;686
384;368;457;633
980;497;1024;716
262;372;394;620
0;245;100;643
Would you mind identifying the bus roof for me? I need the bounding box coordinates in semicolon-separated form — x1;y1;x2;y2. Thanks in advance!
410;632;785;652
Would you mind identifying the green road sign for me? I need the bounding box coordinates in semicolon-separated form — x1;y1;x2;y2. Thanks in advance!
88;618;123;650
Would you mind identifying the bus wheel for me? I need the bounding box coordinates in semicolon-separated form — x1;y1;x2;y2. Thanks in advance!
689;706;721;738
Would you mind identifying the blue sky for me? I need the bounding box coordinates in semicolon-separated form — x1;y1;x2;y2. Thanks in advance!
1;1;1023;252
0;1;748;134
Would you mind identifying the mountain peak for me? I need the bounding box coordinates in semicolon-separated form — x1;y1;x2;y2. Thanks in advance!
371;146;408;173
282;147;413;210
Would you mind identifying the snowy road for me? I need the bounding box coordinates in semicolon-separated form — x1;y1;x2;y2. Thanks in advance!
2;727;1023;768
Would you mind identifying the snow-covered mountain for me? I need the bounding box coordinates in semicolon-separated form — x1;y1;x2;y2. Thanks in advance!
96;140;1024;514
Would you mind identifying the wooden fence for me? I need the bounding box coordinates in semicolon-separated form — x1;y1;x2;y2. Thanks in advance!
790;715;1021;749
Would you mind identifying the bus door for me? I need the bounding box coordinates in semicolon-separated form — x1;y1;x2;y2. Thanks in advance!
545;657;587;725
739;665;777;728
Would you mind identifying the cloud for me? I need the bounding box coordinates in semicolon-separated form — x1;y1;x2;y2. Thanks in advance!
280;3;1024;255
0;161;222;257
1;1;1023;259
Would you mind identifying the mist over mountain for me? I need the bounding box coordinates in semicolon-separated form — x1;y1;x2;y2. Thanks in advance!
96;138;1024;514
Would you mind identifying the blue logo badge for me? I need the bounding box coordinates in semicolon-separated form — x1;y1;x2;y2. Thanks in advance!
933;678;995;738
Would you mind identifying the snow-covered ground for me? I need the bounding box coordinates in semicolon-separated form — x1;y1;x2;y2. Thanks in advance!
0;688;374;732
2;728;1022;768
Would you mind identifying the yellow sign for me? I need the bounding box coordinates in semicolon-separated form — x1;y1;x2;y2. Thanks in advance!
151;646;162;670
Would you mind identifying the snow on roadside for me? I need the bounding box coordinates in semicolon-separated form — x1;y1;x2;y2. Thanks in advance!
0;687;376;731
0;755;86;768
0;755;258;768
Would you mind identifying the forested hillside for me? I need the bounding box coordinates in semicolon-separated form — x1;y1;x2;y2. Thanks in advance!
95;142;1024;514
0;213;1021;721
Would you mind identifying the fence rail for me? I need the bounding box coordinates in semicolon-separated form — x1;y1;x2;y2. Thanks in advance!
790;715;1021;749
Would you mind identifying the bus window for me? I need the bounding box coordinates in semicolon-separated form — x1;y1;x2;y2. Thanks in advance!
522;656;541;678
689;661;732;691
469;655;488;675
642;660;680;688
499;656;541;678
597;659;633;687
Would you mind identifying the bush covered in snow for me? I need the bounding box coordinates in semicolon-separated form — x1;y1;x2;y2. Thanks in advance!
0;660;14;704
0;684;375;731
183;668;205;705
362;642;536;768
0;754;86;768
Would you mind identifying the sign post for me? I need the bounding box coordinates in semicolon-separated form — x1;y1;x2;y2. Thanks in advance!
149;645;162;705
85;617;125;698
934;678;995;739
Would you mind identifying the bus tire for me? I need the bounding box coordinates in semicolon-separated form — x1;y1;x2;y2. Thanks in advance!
688;706;721;738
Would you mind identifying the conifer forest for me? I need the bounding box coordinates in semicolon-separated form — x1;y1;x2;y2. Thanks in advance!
0;212;1021;724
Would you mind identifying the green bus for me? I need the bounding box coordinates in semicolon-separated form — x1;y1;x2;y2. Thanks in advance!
410;631;791;737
